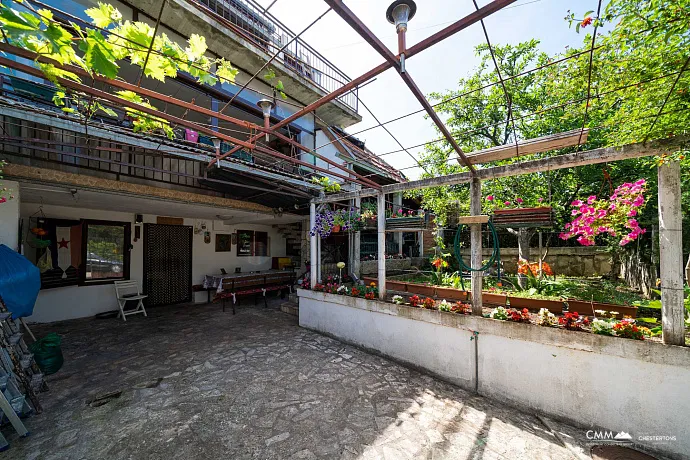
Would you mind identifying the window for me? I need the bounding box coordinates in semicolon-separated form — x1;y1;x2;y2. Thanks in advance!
237;230;269;257
81;220;131;283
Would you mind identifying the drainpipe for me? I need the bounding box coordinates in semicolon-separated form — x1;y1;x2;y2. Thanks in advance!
470;330;479;393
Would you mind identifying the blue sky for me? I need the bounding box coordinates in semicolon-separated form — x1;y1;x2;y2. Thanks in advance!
256;0;607;179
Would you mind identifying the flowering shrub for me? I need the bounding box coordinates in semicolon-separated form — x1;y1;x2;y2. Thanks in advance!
336;285;348;295
324;283;339;294
392;295;404;305
387;207;424;218
409;295;421;307
560;179;647;246
451;302;472;315
310;207;360;238
484;195;545;210
312;283;325;292
422;297;435;309
613;318;648;340
438;300;452;312
364;282;378;300
594;309;619;319
364;292;375;300
517;259;554;277
507;308;531;323
536;308;558;327
490;306;509;321
591;318;615;336
559;311;590;331
350;286;361;297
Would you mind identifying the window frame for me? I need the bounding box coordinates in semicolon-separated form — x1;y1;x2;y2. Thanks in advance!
79;219;131;286
236;230;269;257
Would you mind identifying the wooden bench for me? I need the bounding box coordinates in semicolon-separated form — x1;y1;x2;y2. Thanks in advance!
216;272;295;314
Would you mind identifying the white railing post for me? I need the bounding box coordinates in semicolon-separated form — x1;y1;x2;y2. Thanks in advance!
353;195;361;278
470;178;483;315
377;192;386;299
657;161;685;345
310;202;318;286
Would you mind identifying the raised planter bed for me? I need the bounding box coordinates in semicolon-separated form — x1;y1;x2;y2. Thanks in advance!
566;299;638;319
492;207;553;228
435;287;469;301
386;216;427;230
406;282;436;297
507;296;564;314
482;292;508;306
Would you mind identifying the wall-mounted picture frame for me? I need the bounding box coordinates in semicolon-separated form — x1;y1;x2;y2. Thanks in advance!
215;233;232;252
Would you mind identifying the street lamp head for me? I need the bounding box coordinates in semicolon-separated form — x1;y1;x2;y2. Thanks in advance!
257;98;275;118
209;135;222;151
386;0;416;32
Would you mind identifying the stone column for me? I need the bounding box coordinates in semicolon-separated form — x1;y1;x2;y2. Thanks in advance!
657;161;685;346
309;202;318;286
470;178;483;315
377;192;386;299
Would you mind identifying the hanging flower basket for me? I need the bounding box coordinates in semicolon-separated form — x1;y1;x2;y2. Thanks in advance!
491;207;553;228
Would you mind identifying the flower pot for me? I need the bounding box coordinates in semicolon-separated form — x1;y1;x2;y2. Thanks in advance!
406;282;436;297
331;225;341;233
386;216;427;230
508;296;563;313
435;287;468;301
482;292;507;306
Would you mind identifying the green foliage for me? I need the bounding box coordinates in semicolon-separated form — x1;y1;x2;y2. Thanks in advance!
311;176;341;193
0;1;240;139
264;68;287;99
411;0;690;255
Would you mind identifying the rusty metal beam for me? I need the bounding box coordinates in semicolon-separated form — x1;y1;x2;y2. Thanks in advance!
0;45;378;188
214;0;515;168
324;0;478;172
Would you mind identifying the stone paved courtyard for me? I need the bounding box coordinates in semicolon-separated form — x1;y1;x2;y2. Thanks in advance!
2;300;601;459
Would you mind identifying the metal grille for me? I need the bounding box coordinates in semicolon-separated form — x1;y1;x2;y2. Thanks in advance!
143;224;193;307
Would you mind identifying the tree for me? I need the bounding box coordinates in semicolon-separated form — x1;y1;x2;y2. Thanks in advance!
411;0;690;280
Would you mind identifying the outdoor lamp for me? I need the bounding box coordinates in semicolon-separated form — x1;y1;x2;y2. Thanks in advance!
257;98;275;141
386;0;416;73
210;135;221;168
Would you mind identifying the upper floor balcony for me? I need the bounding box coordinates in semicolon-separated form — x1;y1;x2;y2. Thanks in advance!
134;0;362;127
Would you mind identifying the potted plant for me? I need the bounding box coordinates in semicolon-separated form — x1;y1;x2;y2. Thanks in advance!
435;286;469;301
507;296;564;314
386;208;427;230
406;282;436;297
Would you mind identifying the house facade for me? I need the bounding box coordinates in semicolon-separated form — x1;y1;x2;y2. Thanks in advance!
0;0;408;322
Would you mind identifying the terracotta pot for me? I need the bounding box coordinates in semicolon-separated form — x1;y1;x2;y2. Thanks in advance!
362;277;377;285
482;292;507;306
331;225;341;233
508;296;563;314
566;299;637;319
435;287;469;301
406;283;436;297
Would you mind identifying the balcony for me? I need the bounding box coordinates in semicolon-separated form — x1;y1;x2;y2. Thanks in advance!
193;0;359;114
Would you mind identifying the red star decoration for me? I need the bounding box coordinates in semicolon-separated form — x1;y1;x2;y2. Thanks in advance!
58;238;70;249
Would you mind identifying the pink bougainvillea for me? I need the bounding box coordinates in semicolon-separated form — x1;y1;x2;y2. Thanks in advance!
560;179;648;246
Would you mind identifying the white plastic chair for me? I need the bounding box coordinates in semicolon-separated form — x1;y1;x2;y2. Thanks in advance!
114;280;147;321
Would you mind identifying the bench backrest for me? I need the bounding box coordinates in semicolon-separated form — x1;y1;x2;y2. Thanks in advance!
221;272;295;292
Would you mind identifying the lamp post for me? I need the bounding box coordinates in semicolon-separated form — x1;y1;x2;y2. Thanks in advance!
386;0;416;73
210;135;221;168
257;98;276;142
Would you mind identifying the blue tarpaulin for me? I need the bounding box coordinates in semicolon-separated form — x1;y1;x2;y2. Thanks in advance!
0;244;40;318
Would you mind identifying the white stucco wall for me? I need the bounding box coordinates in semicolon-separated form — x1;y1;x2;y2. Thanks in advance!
18;203;286;323
298;290;690;459
0;179;20;251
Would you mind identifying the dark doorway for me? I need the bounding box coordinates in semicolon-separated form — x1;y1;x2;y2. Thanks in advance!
143;224;193;306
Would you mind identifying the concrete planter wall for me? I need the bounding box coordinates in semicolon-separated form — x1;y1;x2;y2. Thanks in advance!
360;258;411;276
298;289;690;459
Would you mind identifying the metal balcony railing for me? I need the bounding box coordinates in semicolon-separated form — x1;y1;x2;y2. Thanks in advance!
194;0;358;113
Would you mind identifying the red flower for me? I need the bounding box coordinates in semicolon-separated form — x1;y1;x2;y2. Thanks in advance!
581;17;593;27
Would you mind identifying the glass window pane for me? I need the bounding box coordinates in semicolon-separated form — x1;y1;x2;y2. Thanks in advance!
86;224;125;280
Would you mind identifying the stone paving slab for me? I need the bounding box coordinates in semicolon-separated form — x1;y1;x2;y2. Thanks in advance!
1;301;599;459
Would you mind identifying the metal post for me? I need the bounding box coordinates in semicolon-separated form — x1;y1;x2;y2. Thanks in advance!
377;192;386;299
657;161;685;345
353;195;361;277
470;178;483;315
310;202;318;287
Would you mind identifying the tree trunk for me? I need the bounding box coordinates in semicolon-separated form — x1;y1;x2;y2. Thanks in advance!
685;253;690;286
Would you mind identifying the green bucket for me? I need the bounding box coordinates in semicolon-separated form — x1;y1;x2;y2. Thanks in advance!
28;333;64;375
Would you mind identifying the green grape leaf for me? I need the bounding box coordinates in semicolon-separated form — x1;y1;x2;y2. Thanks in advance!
187;34;207;60
0;6;41;32
216;59;238;84
85;2;122;28
82;29;119;78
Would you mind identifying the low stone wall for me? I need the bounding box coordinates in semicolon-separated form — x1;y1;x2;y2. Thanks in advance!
298;289;690;459
459;246;612;277
360;258;412;276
